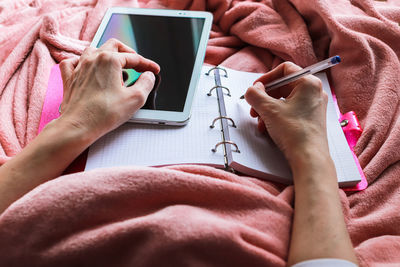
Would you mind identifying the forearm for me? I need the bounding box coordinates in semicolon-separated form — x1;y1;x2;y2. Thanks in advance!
0;40;159;215
287;147;358;266
0;117;95;214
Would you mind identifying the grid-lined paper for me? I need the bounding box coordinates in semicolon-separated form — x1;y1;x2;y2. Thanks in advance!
86;66;362;186
85;66;223;170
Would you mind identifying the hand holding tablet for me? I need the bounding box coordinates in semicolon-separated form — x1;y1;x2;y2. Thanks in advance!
122;69;141;87
58;39;160;140
91;8;213;125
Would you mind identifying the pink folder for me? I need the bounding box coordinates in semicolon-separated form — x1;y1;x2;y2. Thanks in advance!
38;64;63;133
37;64;87;174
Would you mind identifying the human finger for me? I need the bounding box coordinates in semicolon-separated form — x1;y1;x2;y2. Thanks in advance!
255;62;303;99
74;46;96;73
257;118;267;133
59;57;79;85
79;46;96;61
250;106;266;133
99;38;136;53
250;107;259;118
59;57;79;112
245;82;279;113
127;71;156;108
116;52;160;74
288;74;324;101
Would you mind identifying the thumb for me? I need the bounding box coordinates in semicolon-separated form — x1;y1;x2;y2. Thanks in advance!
244;82;279;115
128;71;156;108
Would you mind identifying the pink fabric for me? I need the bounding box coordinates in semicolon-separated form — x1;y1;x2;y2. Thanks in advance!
1;0;400;266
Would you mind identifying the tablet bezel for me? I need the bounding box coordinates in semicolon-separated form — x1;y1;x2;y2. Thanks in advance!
90;7;213;125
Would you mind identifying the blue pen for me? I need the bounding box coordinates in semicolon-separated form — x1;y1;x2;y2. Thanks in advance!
240;55;341;99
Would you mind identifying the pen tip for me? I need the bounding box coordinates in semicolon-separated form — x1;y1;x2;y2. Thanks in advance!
240;95;245;99
331;55;341;64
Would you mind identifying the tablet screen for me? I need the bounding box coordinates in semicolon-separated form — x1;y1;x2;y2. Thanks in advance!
97;14;205;112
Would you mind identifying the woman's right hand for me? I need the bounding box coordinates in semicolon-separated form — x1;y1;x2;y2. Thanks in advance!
248;63;359;266
244;62;329;167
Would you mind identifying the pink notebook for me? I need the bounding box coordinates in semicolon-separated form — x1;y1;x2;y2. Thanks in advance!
329;76;368;191
38;64;368;191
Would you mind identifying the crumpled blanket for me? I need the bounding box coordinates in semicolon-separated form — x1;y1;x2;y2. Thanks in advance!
1;0;400;266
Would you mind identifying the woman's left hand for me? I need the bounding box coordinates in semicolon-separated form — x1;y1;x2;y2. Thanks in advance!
59;38;160;140
0;39;160;214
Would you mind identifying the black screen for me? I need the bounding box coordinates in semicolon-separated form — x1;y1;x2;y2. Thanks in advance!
97;13;205;112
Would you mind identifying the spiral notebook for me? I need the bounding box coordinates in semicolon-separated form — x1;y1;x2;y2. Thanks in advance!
84;65;364;187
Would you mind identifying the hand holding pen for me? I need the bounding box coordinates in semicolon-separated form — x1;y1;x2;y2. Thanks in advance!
244;61;333;159
240;56;341;99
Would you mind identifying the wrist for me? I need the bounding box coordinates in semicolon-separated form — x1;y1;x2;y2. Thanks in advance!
0;110;98;213
43;116;97;148
285;133;329;166
288;142;337;183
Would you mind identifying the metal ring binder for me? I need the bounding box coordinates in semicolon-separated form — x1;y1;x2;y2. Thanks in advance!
340;119;349;127
205;67;228;78
206;65;238;167
210;116;237;128
207;86;231;97
212;141;240;153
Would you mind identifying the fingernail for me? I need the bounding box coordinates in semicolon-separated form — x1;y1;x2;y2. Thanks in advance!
255;82;264;88
144;71;155;81
254;82;264;89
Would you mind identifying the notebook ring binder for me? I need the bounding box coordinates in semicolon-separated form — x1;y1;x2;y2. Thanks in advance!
212;141;240;153
206;67;228;77
210;116;237;128
207;86;231;97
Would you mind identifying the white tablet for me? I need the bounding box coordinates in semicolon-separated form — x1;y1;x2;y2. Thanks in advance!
91;7;213;125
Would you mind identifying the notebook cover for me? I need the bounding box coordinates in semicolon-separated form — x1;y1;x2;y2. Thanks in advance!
328;72;368;191
37;64;63;133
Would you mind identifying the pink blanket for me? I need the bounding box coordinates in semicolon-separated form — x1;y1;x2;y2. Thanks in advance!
1;0;400;266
